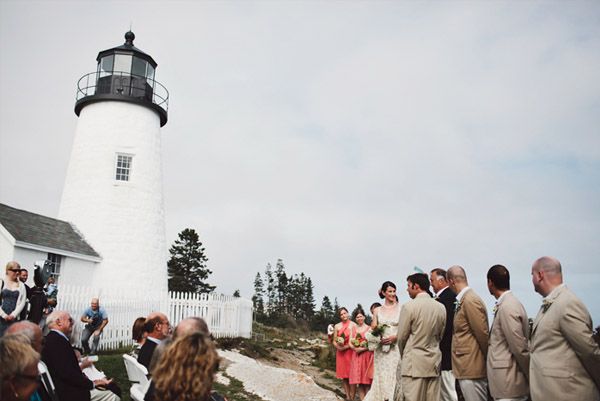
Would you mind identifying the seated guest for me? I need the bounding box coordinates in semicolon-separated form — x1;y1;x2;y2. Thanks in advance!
130;317;147;356
5;321;56;401
152;332;226;401
74;348;122;399
0;335;40;401
137;312;170;369
41;310;119;401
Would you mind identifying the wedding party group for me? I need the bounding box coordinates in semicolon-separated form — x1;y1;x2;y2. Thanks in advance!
332;256;600;401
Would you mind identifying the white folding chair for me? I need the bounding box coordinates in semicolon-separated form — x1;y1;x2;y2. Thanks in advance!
123;354;149;401
38;361;59;401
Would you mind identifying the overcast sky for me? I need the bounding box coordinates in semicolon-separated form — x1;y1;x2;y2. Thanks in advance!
1;1;599;323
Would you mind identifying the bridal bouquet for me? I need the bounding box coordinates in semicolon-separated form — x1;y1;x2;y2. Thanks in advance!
351;333;368;348
365;324;390;352
336;332;346;346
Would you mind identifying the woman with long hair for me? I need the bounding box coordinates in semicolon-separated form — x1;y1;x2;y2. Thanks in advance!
152;331;226;401
0;336;40;401
333;306;357;400
349;307;374;400
0;262;27;337
364;281;402;401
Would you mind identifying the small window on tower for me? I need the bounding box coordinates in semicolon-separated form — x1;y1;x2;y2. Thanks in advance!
115;154;133;181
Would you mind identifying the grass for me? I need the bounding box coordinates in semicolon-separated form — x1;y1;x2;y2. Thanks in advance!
95;348;133;401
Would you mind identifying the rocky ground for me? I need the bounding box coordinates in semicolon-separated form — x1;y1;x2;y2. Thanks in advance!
214;325;344;401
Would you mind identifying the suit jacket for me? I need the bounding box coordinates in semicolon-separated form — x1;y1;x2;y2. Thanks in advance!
530;285;600;401
451;288;489;380
138;339;158;370
436;286;456;371
42;330;93;401
397;292;447;378
486;291;529;399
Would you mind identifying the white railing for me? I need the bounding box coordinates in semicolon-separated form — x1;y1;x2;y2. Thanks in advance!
56;285;253;351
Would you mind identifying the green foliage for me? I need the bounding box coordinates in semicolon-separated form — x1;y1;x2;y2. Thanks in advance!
233;289;241;297
167;228;215;293
252;259;333;330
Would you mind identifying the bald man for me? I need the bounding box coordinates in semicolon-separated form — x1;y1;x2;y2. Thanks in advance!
447;265;489;401
80;297;108;355
529;256;600;401
5;320;43;352
137;312;170;369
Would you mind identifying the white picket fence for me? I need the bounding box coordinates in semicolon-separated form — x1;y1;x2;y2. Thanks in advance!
56;285;253;351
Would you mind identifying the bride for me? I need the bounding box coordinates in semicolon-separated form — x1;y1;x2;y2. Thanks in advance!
364;281;402;401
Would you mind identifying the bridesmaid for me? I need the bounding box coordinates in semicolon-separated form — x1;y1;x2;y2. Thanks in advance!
349;307;374;400
334;307;357;401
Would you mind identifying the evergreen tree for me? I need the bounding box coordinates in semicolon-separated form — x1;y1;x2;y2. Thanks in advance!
252;272;265;316
302;276;316;320
321;295;335;321
233;289;241;297
264;263;275;315
167;228;215;293
274;259;288;314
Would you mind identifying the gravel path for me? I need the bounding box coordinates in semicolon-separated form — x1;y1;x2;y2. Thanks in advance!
219;350;341;401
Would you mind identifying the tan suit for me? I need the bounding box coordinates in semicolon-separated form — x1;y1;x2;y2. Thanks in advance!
530;285;600;401
397;292;446;401
486;291;529;399
452;288;489;379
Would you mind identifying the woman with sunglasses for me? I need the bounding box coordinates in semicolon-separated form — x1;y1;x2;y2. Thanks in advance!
0;261;27;336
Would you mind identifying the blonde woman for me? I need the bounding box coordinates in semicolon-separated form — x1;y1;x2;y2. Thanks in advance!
0;262;27;336
152;332;227;401
0;336;40;401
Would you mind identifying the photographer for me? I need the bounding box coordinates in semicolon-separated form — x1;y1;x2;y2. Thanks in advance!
80;298;108;355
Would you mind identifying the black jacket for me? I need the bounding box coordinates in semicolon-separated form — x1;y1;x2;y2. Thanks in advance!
42;330;93;401
436;287;457;371
137;339;158;370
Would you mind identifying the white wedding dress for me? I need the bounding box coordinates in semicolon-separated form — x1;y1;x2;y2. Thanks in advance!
364;303;402;401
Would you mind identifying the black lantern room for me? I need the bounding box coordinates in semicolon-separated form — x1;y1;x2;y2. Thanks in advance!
75;31;169;126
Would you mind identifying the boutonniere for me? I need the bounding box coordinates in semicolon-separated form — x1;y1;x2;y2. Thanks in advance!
454;300;461;313
541;299;553;313
492;303;498;316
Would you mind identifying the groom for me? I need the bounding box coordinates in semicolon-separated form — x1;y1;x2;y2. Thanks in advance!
396;273;446;401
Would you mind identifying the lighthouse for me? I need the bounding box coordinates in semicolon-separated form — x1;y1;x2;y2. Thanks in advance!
59;31;169;293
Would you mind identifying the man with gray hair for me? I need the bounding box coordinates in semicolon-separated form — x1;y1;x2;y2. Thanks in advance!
447;265;489;401
42;310;118;401
529;256;600;401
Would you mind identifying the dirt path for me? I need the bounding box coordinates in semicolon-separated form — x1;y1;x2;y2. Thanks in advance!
219;349;342;401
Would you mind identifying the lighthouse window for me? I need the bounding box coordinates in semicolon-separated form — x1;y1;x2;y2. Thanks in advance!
132;57;147;78
99;55;114;77
115;154;133;181
114;54;132;74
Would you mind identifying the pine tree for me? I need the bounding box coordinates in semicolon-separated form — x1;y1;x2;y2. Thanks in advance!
302;276;316;320
265;263;275;315
252;272;265;316
274;259;288;314
233;289;241;297
167;228;215;293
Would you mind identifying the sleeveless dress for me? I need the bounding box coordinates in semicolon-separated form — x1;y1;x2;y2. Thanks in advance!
349;324;374;385
0;287;20;336
364;303;402;401
335;320;353;379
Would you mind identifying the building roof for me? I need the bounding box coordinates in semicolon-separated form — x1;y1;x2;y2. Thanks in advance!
0;203;100;258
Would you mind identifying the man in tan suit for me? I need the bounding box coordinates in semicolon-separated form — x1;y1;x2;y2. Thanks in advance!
447;265;489;401
397;273;446;401
530;256;600;401
486;264;529;401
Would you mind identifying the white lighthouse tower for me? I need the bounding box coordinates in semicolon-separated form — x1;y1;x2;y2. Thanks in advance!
59;31;169;292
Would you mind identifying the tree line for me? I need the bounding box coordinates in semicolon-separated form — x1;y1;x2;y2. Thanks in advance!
252;258;343;330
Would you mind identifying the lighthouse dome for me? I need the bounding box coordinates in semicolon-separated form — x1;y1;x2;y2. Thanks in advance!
74;31;168;126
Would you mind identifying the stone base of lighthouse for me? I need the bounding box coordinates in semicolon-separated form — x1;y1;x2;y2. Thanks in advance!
59;101;168;293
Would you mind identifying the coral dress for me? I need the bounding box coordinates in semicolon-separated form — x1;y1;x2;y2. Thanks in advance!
349;324;374;385
335;320;353;379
